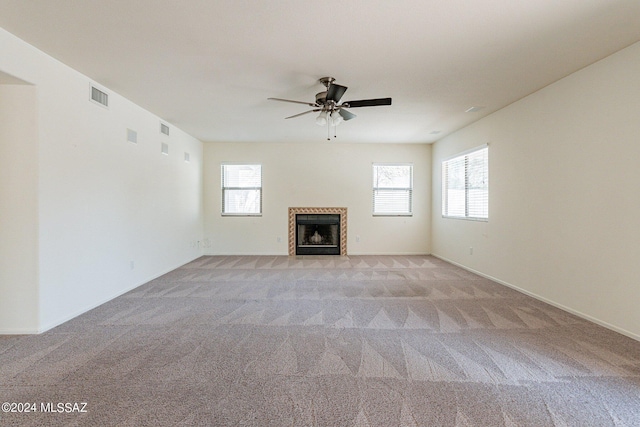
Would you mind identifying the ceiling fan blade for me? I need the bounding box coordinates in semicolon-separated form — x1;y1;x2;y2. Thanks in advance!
268;97;317;107
326;84;348;103
343;98;392;108
285;109;321;119
338;109;357;121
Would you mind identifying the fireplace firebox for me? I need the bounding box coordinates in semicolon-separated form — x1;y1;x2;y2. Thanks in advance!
296;214;340;255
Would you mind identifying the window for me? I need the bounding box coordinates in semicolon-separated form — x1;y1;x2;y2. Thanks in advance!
372;163;413;216
442;145;488;220
221;164;262;215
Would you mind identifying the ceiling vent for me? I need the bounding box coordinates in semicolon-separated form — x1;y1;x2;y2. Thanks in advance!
90;85;109;108
160;123;170;136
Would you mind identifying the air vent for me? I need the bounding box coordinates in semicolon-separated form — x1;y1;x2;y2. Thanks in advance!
160;123;170;136
184;152;190;162
161;142;169;155
127;128;137;143
90;86;109;108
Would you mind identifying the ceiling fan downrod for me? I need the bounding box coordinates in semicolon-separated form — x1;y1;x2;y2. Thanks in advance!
319;76;335;88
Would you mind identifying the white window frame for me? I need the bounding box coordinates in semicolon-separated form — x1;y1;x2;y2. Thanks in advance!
441;145;488;221
372;163;413;216
221;163;262;216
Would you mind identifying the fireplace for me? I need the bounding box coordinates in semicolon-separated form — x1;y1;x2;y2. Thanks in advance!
288;207;347;256
296;214;340;255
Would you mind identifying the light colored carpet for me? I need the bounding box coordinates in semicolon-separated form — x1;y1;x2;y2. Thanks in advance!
1;255;639;426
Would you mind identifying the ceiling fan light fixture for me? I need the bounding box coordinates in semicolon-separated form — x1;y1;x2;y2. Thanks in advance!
331;111;343;126
315;111;328;126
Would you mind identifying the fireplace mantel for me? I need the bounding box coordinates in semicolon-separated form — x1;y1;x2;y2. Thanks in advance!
288;207;347;256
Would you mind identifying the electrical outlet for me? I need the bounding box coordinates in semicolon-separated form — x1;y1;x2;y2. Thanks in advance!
277;236;282;243
130;260;135;270
356;235;361;242
469;247;473;255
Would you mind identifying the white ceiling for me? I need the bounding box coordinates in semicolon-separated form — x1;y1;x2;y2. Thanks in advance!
2;0;640;143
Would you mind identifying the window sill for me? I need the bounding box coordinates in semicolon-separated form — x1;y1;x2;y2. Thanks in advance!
442;215;488;222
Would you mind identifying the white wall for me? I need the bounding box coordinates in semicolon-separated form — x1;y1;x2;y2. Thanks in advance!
204;142;431;255
0;82;39;332
0;28;204;333
432;41;640;340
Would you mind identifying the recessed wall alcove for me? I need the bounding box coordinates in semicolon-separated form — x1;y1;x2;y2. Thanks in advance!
288;207;347;256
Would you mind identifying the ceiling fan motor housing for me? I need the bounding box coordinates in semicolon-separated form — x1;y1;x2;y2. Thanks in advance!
315;91;327;106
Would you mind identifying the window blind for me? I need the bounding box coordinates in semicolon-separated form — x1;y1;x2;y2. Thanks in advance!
442;146;488;220
221;164;262;215
373;164;413;215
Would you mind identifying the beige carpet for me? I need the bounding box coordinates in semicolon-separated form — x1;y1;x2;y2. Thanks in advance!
1;255;639;426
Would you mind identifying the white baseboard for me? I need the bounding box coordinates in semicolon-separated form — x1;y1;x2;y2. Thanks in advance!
0;327;41;335
347;252;431;256
431;253;640;343
203;252;287;256
203;251;432;256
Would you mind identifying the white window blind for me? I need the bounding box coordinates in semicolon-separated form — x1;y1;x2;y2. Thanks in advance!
221;164;262;215
442;146;488;220
373;164;413;216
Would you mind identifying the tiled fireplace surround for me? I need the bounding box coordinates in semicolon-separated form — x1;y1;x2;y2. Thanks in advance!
288;207;348;256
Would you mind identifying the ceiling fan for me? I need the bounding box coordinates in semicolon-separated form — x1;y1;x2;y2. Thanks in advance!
268;77;392;140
